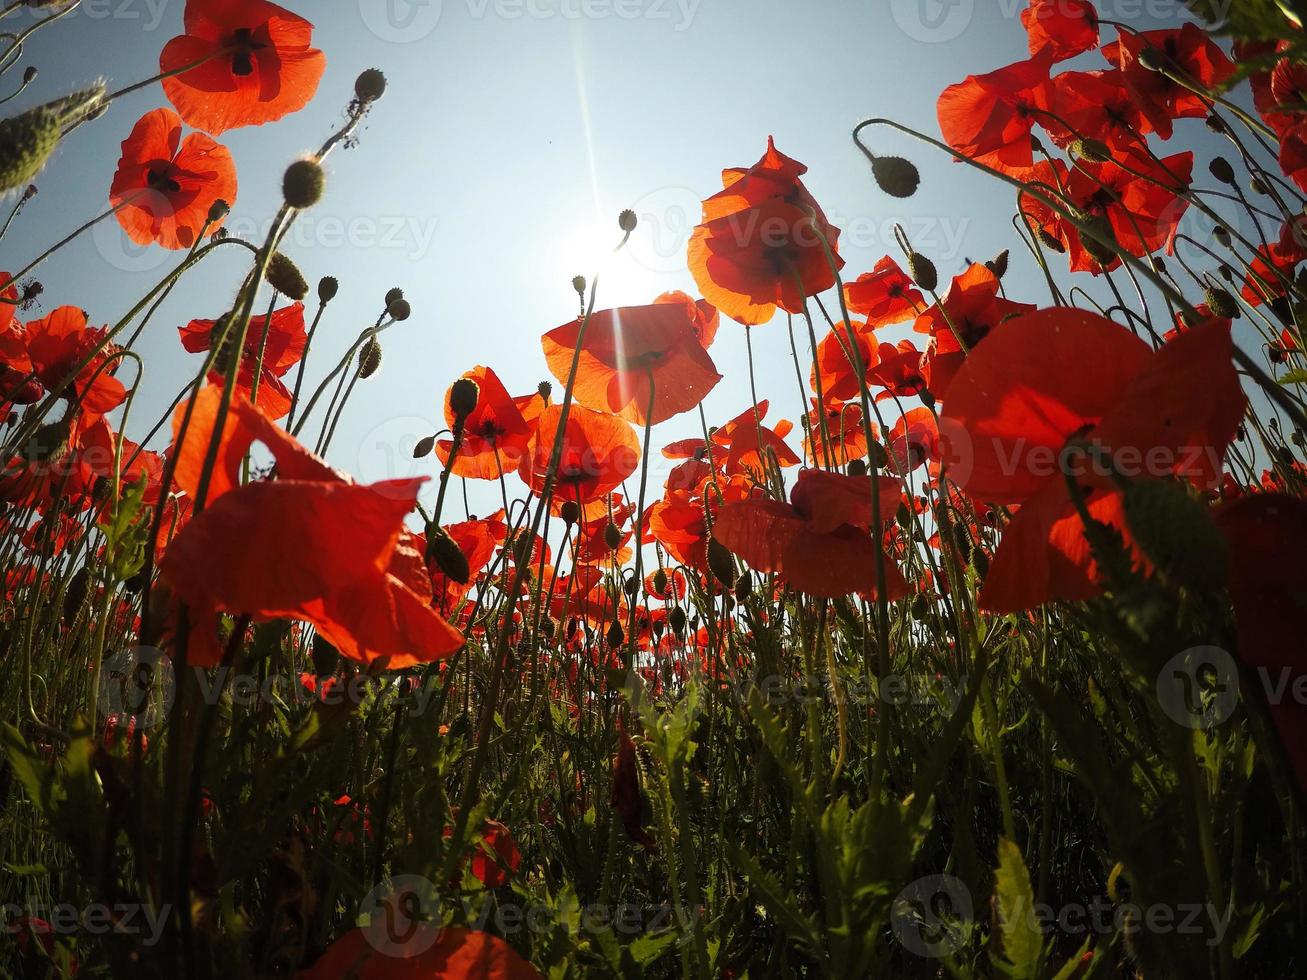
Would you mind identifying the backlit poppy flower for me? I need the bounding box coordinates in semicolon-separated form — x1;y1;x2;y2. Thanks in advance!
654;290;719;349
436;366;533;479
427;515;506;610
915;264;1035;399
24;306;126;416
0;414;125;511
937;58;1053;176
574;496;637;566
1214;493;1307;794
162;385;464;668
109;108;236;249
713;469;909;599
160;0;326;136
646;474;749;575
179;303;306;419
297;926;541;979
805;398;874;466
1021;0;1100;62
541;303;722;425
611;733;657;851
1278;125;1307;194
518;403;639;506
688;137;843;325
842;256;922;328
939;309;1244;612
887;407;940;474
711;401;801;474
1101;25;1235;140
810;320;875;404
869;339;928;401
1046;69;1154;151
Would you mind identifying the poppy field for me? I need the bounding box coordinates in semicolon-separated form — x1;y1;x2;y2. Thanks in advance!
3;0;1307;976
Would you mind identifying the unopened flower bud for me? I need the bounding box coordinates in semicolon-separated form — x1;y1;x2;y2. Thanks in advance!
1072;138;1112;163
986;248;1009;280
1208;157;1236;185
606;620;624;648
1137;46;1165;71
560;500;580;526
387;297;411;321
669;606;687;637
413;434;436;458
707;537;736;588
1204;287;1239;320
847;458;867;476
871;155;920;198
426;524;470;583
604;521;622;552
1213;225;1231;248
908;252;937;292
357;337;382;378
0;85;104;195
265;251;308;300
282;158;325;209
22;66;36;85
311;635;340;677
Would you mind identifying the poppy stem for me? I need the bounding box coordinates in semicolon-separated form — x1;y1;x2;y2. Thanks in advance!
0;191;147;295
102;45;235;105
625;368;656;671
286;296;332;432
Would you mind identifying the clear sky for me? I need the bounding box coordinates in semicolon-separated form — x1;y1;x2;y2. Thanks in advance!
8;0;1233;522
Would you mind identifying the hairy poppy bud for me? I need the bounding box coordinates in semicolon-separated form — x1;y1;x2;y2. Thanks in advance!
707;537;736;588
1208;157;1236;185
606;619;624;648
311;634;340;677
560;500;580;526
572;275;586;296
537;380;552;402
318;275;339;303
604;521;622;552
1218;263;1234;282
1250;178;1269;196
387;297;411;321
618;209;637;232
265;251;308;301
669;606;687;637
868;441;889;470
847;458;868;477
22;184;36;201
1204;287;1239;320
651;568;668;596
1136;46;1165;71
426;524;470;583
384;287;404;306
1123;479;1227;590
1079;216;1118;266
354;68;387;104
871;155;920;198
207;198;230;222
623;575;638;597
734;569;753;601
1212;226;1231;249
449;377;479;420
986;248;1009;280
1072;138;1112;163
0;85;103;194
1037;228;1065;254
358;337;382;378
413;434;436;458
282;158;325;209
1205;114;1226;134
21;66;36;85
211;227;229;241
907;252;937;292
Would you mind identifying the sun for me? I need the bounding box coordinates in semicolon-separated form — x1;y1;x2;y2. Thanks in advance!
551;218;664;310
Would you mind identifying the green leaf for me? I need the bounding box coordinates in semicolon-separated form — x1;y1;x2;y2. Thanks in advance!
1278;368;1307;386
991;837;1044;978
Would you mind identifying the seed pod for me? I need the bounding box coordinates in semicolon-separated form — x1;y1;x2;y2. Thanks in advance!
282;158;325;209
357;337;382;378
426;525;470;583
669;606;687;637
207;199;230;223
413;434;436;458
651;568;668;596
847;458;868;477
385;287;405;307
871;155;920;198
868;441;890;471
387;298;411;321
449;377;480;420
604;521;622;551
0;85;103;195
606;620;624;648
318;276;339;304
354;68;387;104
572;275;586;296
537;380;553;401
560;500;580;526
1208;157;1236;185
1204;287;1239;320
734;569;753;602
265;251;308;301
1213;226;1231;249
707;538;737;588
62;566;89;623
908;252;938;292
618;209;638;232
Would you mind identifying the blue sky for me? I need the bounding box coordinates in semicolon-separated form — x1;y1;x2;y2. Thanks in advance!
7;0;1236;521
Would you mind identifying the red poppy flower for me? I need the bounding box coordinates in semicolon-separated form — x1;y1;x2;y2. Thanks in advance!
688;138;843;325
843;256;922;328
915;264;1035;399
937;58;1054;176
518;403;639;506
110;108;236;250
574;496;637;566
1021;0;1100;62
1047;69;1155;150
887;407;940;474
442;818;523;888
805;399;874;466
0;415;125;511
24;307;126;416
939;309;1244;612
162;385;463;668
427;515;506;610
646;474;749;574
436;366;532;480
179;303;306;419
611;733;657;851
160;0;326;135
1279;124;1307;194
713;469;909;599
541;303;722;425
654;290;719;348
710;402;801;475
1214;493;1307;795
810;320;875;404
297;926;541;979
869;339;928;401
1101;25;1235;140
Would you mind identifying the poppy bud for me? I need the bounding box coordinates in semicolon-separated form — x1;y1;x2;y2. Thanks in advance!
1151;256;1167;274
1205;114;1226;134
449;377;480;420
1293;429;1306;448
265;251;309;301
669;606;687;637
312;634;340;677
986;248;1009;280
847;458;867;477
357;337;382;378
918;388;936;410
1029;134;1045;155
22;415;71;463
560;500;580;526
318;275;339;304
1237;424;1247;441
282;158;325;209
413;434;436;458
385;286;404;306
896;501;911;529
1250;178;1269;196
512;535;533;565
211;227;229;241
1072;138;1112;163
651;568;668;596
604;521;622;551
618;209;638;232
1204;287;1239;320
1278;445;1297;466
1208;157;1236;185
868;441;889;470
22;184;36;201
606;620;625;648
387;297;411;321
0;85;103;194
572;275;586;296
207;199;230;222
1079;216;1118;266
908;252;937;293
1218;263;1234;282
1136;46;1165;71
707;538;736;588
537;380;552;402
910;593;929;620
1270;345;1288;364
1123;479;1227;590
871;155;920;198
623;575;638;597
62;566;89;623
1037;228;1065;253
1213;226;1231;249
734;570;753;601
354;68;387;104
426;524;470;583
22;66;36;85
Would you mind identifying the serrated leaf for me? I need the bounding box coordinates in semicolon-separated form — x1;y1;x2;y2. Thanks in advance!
992;837;1044;978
